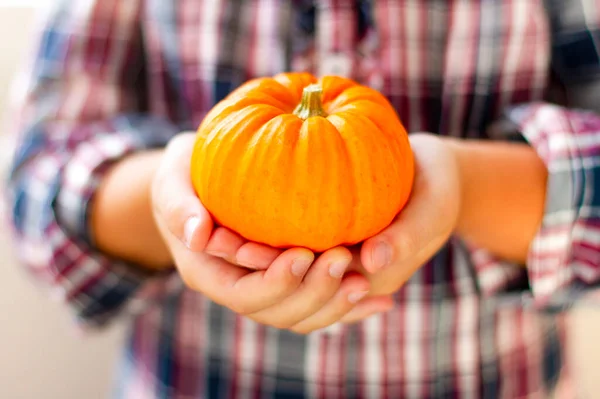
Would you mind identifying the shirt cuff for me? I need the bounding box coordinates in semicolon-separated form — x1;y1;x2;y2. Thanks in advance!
504;103;600;308
28;114;179;328
55;114;178;244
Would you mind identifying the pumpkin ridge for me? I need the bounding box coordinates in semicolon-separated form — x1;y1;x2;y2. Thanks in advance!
201;105;283;210
226;77;297;106
282;117;318;247
273;72;318;103
239;79;299;112
290;117;348;250
349;103;414;211
279;116;311;246
333;104;409;195
212;113;303;246
198;96;276;134
323;115;362;245
238;114;308;247
328;112;401;243
199;102;276;161
320;116;357;247
325;86;397;117
195;112;235;204
305;117;330;246
318;75;359;105
230;121;276;237
201;112;246;208
260;78;304;112
221;112;277;226
236;115;297;240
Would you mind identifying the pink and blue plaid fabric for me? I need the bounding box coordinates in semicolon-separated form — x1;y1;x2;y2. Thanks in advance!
5;1;600;398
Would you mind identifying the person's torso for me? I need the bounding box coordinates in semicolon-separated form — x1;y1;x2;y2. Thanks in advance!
140;0;551;136
117;1;570;398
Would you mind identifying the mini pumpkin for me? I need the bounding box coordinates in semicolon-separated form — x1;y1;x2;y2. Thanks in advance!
191;72;414;252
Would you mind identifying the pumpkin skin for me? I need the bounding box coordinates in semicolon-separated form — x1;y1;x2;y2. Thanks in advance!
191;72;414;252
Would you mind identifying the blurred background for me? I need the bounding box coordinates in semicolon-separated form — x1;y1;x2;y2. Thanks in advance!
0;2;599;399
0;2;125;398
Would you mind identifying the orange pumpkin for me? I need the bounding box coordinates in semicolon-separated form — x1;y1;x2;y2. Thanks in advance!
191;72;414;252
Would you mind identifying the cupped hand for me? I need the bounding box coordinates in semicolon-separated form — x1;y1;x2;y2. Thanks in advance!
151;132;394;333
352;133;462;295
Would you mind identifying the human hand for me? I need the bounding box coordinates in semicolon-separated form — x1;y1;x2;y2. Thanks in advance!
351;133;462;295
151;133;394;333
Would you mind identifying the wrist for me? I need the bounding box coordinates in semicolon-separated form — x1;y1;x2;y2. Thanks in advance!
441;137;468;233
441;137;547;263
442;137;470;233
91;149;174;271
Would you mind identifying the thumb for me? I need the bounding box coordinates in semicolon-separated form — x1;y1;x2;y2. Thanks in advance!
360;134;460;273
153;132;213;251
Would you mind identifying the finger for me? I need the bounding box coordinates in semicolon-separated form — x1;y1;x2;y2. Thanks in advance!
345;245;365;274
204;227;282;269
153;132;213;251
288;272;372;334
246;247;353;328
229;247;315;313
339;296;395;324
179;247;315;315
235;241;283;270
204;227;245;263
361;134;460;273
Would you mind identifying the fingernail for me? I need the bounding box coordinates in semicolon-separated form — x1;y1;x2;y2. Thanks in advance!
371;241;392;270
291;255;313;277
183;216;200;249
348;290;369;304
329;259;349;278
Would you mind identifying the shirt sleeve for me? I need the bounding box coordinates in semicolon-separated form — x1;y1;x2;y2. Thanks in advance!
4;0;180;330
467;103;600;310
467;0;600;310
511;104;599;307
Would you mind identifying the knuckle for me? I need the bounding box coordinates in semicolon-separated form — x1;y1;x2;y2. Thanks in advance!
315;286;336;303
271;275;301;297
214;264;237;287
394;233;416;259
165;134;189;153
328;297;356;318
151;197;162;221
152;180;176;215
151;157;171;189
164;197;184;219
332;306;353;322
164;203;186;235
149;175;161;202
302;290;333;313
211;227;230;242
150;177;166;213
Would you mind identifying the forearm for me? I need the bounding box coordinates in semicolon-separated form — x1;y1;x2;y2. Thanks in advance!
90;149;173;270
446;138;548;264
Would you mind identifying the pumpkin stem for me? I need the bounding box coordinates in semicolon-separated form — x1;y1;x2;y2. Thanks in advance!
293;84;327;120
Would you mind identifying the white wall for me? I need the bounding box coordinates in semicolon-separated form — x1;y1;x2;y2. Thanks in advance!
0;6;125;399
0;0;50;7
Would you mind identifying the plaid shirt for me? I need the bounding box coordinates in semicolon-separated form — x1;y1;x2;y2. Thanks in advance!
5;0;600;398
